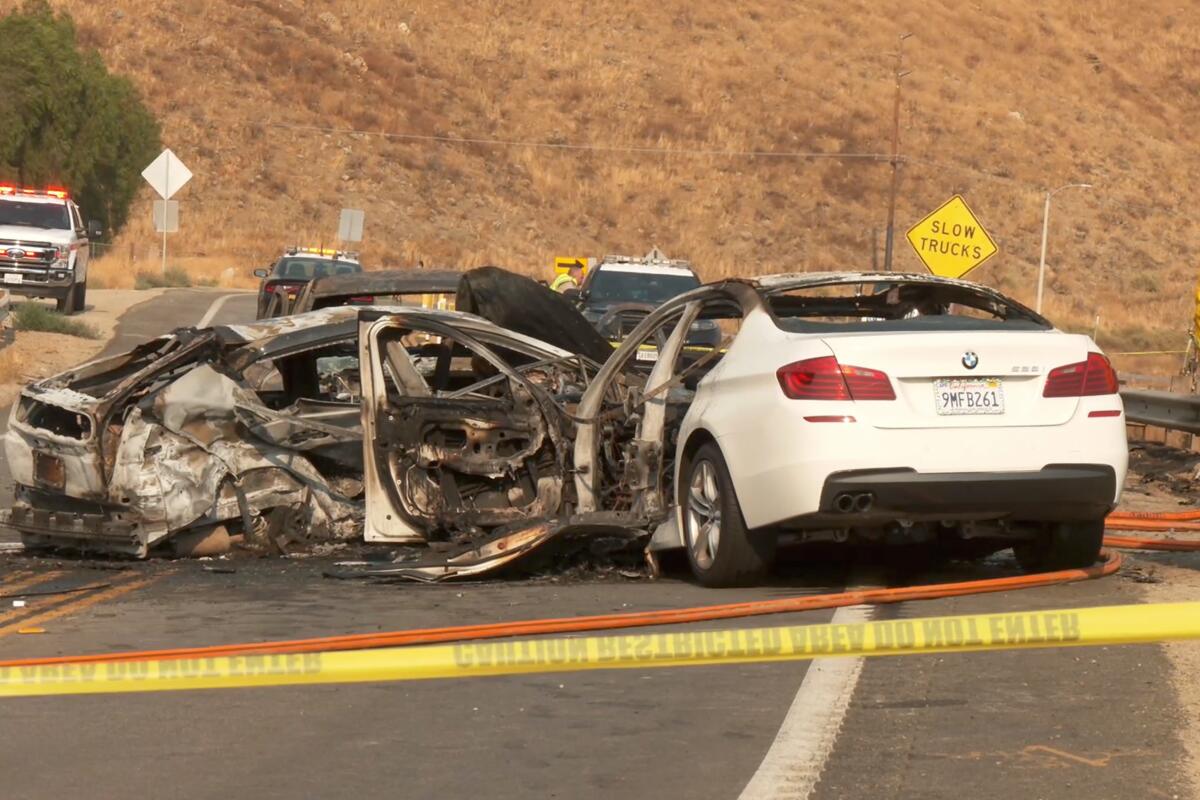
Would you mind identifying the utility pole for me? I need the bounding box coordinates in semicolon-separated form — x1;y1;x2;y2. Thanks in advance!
883;33;912;272
1036;182;1092;314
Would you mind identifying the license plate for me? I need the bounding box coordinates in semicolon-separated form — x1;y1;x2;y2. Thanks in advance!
4;273;23;285
934;378;1004;415
635;349;659;363
33;451;65;490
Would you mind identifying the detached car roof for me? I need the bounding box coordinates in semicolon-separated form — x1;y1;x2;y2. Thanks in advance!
291;269;464;315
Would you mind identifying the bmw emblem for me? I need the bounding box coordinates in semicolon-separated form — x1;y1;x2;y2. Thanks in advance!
6;248;25;260
962;351;979;370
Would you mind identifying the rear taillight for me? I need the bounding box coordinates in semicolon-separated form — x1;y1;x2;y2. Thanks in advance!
262;283;277;293
1043;352;1118;398
777;356;896;401
841;364;896;400
778;356;849;400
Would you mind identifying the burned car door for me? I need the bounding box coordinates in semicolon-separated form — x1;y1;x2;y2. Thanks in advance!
573;286;748;521
360;313;580;543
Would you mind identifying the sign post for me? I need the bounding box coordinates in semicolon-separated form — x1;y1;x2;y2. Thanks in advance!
905;195;998;280
153;200;179;234
338;208;365;243
141;149;193;274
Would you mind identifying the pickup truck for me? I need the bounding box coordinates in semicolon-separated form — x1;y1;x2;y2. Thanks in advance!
0;185;101;314
253;246;362;318
577;250;721;351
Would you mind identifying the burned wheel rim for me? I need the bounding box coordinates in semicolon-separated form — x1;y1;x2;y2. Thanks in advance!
686;459;722;569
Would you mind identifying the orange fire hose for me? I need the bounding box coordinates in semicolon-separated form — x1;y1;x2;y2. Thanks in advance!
1108;509;1200;522
1102;534;1200;551
0;550;1125;668
1106;508;1200;533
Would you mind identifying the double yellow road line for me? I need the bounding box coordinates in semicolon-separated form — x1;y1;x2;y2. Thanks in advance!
0;568;161;641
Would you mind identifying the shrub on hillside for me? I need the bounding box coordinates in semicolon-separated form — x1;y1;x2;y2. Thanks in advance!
0;0;161;238
134;268;192;289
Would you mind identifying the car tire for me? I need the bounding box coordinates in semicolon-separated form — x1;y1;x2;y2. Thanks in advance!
72;280;86;312
681;442;776;587
1012;519;1105;572
56;285;74;314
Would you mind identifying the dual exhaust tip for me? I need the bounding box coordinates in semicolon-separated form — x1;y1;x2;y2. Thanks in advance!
834;492;875;514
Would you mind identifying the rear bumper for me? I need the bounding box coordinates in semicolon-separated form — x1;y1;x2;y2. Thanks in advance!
791;464;1117;526
2;487;148;557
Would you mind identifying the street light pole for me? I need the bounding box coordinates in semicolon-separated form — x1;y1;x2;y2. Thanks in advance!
1036;182;1092;314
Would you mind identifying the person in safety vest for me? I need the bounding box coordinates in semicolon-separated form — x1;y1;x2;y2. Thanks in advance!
551;261;584;294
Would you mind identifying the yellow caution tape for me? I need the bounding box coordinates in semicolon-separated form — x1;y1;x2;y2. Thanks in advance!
3;601;1199;697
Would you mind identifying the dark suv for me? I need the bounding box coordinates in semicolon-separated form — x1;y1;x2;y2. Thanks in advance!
253;249;362;318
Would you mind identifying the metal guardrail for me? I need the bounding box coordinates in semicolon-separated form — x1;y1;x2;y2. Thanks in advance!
1121;372;1176;390
1121;389;1200;435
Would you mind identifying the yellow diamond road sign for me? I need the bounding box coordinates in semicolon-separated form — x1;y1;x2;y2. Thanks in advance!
905;195;998;279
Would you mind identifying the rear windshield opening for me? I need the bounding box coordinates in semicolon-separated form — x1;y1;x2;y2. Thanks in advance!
18;398;93;439
765;280;1049;333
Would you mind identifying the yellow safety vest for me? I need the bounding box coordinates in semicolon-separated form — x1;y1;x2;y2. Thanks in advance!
1194;280;1200;349
550;273;578;293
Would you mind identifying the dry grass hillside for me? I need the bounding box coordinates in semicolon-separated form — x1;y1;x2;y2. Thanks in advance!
5;0;1200;359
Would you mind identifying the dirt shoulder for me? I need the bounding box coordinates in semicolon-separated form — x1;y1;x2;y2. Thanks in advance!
0;289;166;408
1121;442;1200;789
1137;557;1200;789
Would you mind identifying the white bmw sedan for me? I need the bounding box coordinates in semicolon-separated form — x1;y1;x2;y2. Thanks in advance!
573;272;1127;587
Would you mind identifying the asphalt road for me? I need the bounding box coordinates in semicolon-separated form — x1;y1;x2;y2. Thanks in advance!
0;290;1193;799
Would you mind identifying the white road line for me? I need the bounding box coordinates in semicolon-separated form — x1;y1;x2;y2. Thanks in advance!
737;603;874;800
196;292;246;328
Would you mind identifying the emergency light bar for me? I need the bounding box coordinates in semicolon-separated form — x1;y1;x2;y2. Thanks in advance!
285;246;359;261
0;184;70;200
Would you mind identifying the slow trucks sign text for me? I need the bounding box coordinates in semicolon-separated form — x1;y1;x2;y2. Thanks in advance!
905;195;998;279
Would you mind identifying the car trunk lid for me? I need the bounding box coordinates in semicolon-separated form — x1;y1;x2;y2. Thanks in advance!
817;330;1090;428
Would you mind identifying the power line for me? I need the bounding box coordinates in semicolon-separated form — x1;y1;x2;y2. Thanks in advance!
255;121;1194;225
910;155;1196;222
258;121;893;161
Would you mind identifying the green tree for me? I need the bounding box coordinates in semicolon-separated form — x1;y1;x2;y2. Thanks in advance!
0;0;160;236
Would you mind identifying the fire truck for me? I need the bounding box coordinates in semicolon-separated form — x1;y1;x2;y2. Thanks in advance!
0;185;100;314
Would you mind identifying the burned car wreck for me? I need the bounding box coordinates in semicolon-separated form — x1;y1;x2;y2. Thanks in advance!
2;269;657;573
